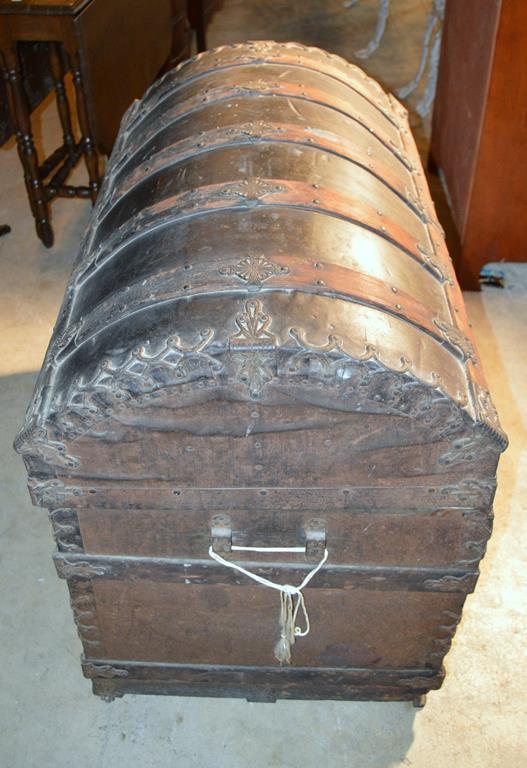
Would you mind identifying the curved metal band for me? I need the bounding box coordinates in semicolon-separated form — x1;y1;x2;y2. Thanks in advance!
76;179;434;286
100;124;427;227
118;85;411;175
60;255;461;364
139;41;393;110
129;57;401;136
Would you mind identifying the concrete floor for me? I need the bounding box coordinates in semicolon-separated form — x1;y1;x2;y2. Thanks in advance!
1;1;526;766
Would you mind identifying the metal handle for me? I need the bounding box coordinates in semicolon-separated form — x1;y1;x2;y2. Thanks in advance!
210;515;327;562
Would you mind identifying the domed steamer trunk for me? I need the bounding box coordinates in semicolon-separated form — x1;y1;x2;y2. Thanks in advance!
16;41;507;703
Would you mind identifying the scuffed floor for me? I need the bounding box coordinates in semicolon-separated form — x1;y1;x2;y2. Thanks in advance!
0;1;525;766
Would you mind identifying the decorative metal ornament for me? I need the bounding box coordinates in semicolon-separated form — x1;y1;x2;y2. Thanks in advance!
220;254;288;288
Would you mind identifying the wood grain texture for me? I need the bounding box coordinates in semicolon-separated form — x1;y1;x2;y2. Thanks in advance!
74;0;173;155
430;0;501;238
88;662;444;703
430;0;527;288
77;505;492;568
0;0;92;13
88;580;465;669
53;551;479;594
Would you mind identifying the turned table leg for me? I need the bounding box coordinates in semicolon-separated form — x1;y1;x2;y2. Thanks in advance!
1;48;53;247
49;43;75;153
70;51;100;203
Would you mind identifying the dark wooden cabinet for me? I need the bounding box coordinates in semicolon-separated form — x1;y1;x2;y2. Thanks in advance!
430;0;527;289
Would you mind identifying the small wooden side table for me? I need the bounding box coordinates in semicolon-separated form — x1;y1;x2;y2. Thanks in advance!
0;0;173;247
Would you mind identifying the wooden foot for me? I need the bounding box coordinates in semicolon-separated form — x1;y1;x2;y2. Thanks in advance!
412;694;427;709
92;678;124;701
245;695;277;703
37;219;54;248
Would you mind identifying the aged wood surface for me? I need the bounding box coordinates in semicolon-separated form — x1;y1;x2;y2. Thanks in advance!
76;505;492;568
15;41;506;702
53;551;478;593
80;580;464;668
28;476;497;512
87;661;444;703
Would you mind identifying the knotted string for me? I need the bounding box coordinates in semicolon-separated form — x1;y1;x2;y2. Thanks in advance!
208;545;329;664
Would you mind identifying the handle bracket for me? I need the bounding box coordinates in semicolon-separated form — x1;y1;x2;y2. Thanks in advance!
211;514;232;555
305;518;327;562
210;515;326;561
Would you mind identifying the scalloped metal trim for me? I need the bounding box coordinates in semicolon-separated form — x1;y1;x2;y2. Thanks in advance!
48;508;83;553
129;40;400;135
15;423;79;469
16;292;506;474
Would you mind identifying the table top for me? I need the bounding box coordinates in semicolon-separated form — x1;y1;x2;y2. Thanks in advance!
0;0;93;15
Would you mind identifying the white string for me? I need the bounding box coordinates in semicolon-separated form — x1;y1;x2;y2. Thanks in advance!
208;544;329;663
208;545;329;597
231;545;305;553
